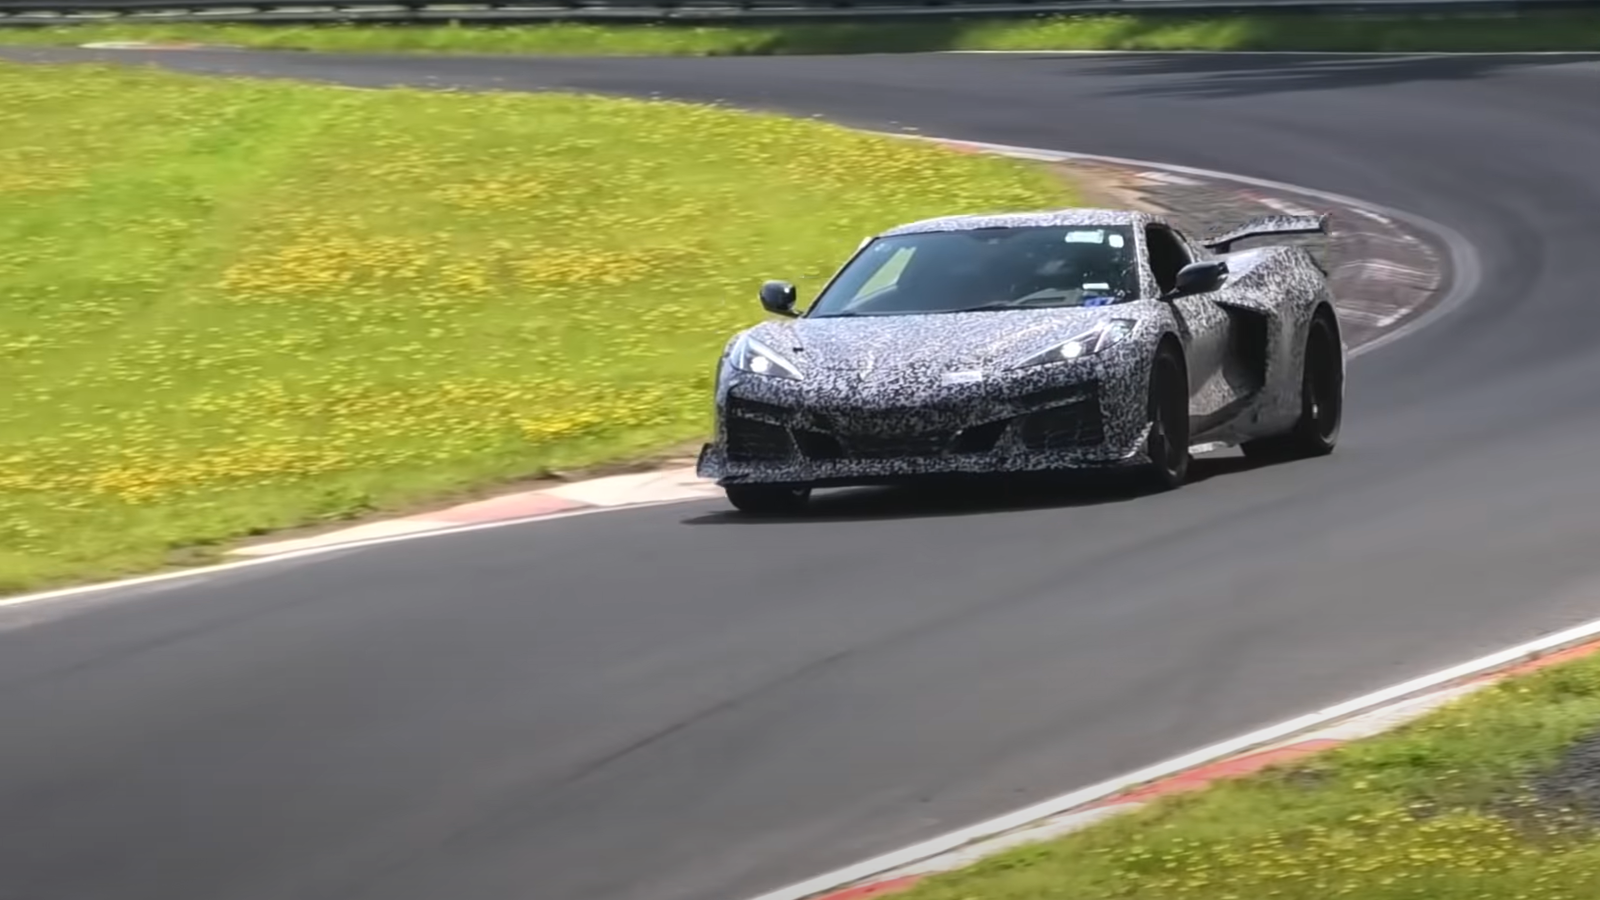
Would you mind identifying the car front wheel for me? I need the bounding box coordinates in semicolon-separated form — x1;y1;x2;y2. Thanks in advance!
1144;344;1191;490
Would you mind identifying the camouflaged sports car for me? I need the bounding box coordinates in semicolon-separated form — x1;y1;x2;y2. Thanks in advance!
696;208;1345;515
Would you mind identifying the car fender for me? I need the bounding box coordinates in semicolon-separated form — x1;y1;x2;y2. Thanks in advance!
1119;314;1186;405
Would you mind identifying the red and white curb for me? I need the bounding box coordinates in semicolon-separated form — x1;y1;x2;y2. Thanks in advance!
230;438;1239;557
754;635;1600;900
230;465;717;557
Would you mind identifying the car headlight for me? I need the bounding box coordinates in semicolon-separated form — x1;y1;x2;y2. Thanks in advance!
728;333;803;380
1014;319;1137;368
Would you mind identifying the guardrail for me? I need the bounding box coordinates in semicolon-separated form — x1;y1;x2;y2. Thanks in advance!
0;0;1593;24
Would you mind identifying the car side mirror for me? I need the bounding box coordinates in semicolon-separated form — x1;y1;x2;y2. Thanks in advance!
1166;260;1228;299
759;280;799;317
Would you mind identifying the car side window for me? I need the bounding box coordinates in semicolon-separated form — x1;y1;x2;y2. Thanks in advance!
1144;224;1192;295
1170;228;1198;257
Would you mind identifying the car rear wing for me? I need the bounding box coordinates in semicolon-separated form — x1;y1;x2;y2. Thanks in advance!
1201;213;1330;254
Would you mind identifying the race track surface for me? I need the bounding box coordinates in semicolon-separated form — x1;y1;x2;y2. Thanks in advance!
6;48;1600;900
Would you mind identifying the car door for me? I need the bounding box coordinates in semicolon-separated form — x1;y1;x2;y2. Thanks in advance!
1144;223;1232;423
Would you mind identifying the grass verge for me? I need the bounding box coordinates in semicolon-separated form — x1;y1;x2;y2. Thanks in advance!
5;10;1600;55
898;650;1600;900
0;60;1072;593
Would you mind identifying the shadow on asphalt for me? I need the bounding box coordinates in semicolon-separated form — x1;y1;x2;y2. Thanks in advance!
681;453;1267;525
1069;52;1600;100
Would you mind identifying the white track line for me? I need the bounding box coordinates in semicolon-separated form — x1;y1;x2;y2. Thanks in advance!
944;50;1600;57
0;137;1479;612
744;616;1600;900
0;499;695;610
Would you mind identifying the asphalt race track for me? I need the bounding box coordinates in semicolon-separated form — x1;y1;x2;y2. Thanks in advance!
7;47;1600;900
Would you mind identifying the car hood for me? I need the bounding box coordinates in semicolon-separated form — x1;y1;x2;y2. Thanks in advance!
750;307;1141;375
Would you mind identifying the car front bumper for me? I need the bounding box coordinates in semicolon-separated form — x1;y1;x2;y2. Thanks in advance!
696;367;1153;487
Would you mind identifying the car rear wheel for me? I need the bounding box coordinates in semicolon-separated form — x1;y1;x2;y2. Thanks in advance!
725;483;812;516
1241;314;1342;462
1144;344;1191;490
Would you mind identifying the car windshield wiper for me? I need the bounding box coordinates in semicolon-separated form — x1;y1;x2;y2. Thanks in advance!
952;294;1126;313
945;300;1031;313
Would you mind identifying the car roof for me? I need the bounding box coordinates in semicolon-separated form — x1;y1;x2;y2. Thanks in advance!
875;208;1164;238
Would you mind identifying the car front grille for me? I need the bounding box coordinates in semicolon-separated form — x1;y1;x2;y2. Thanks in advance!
1014;383;1094;409
837;431;959;459
726;396;790;421
952;419;1009;454
724;380;1105;464
793;430;844;460
1018;395;1105;451
726;418;795;462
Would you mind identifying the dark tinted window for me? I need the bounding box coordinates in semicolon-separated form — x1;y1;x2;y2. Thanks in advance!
808;225;1140;318
1144;224;1192;294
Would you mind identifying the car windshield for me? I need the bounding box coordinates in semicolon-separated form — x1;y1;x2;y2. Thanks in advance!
806;225;1141;318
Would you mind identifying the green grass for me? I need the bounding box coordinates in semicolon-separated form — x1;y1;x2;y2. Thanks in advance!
897;651;1600;900
6;10;1600;55
0;61;1072;593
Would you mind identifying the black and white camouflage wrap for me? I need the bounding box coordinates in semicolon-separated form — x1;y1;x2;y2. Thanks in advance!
697;208;1343;487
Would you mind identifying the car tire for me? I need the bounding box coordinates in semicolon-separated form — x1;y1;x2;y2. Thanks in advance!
725;483;812;516
1241;313;1342;462
1144;343;1191;491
